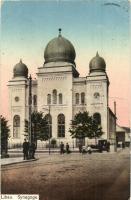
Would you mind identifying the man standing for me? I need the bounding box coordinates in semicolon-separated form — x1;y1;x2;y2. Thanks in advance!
66;143;70;154
29;142;36;159
78;143;82;153
60;142;64;154
23;139;29;160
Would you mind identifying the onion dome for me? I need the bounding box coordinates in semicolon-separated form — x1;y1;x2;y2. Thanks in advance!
13;59;28;78
89;52;106;73
44;29;76;64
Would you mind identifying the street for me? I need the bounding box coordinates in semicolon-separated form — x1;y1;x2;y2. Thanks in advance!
1;148;130;200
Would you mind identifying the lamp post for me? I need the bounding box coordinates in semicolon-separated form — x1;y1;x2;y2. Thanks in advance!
28;75;32;145
42;105;51;154
114;101;117;152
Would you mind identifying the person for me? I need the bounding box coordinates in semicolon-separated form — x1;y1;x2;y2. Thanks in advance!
78;143;82;153
82;146;87;154
23;139;29;160
60;142;64;154
106;141;110;152
98;141;103;153
87;145;92;154
66;143;70;154
29;142;36;159
122;142;125;149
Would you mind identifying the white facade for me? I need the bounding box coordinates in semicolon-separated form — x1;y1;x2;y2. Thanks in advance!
8;33;116;147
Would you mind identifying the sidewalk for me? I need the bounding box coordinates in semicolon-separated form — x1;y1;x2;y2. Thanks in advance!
1;157;37;166
1;148;128;166
8;148;79;153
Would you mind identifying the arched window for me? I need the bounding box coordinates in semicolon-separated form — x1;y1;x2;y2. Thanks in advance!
47;94;51;105
93;113;101;125
57;114;65;137
33;95;37;106
44;114;52;137
81;92;85;104
59;93;63;104
53;89;57;104
75;93;79;104
13;115;20;138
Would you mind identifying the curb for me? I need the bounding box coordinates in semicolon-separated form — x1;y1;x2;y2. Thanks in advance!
1;158;38;167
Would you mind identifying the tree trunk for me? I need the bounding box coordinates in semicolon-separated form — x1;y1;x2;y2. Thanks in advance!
95;137;97;145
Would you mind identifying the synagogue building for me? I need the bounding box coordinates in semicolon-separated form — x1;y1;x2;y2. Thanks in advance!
8;30;116;147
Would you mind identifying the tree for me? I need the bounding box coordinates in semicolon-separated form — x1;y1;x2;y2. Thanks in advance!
0;115;10;157
31;111;49;142
69;111;103;144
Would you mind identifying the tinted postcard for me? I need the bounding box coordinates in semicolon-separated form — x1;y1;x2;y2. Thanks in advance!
1;1;130;200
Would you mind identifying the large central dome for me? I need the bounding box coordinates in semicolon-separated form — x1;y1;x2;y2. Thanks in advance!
44;29;76;64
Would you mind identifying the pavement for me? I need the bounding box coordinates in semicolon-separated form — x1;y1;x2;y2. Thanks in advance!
1;157;38;166
1;148;130;200
1;147;124;166
8;147;79;153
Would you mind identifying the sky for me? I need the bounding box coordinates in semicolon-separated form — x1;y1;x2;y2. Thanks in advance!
1;0;130;127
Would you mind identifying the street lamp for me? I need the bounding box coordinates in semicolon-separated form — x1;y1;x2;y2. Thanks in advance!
42;105;51;154
28;74;32;145
114;101;117;152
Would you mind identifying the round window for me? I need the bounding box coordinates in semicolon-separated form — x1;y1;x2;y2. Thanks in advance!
15;96;19;102
94;92;100;99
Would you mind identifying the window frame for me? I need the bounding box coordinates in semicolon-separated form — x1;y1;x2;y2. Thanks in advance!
57;114;65;138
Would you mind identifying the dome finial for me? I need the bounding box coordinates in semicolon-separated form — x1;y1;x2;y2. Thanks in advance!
58;28;62;37
96;51;99;57
20;59;22;63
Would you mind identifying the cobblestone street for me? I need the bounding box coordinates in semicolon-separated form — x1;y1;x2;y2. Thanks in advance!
1;148;130;200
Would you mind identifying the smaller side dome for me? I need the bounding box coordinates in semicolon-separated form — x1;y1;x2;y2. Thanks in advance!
13;59;28;78
89;52;106;73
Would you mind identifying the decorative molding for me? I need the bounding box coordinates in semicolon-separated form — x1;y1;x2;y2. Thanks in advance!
12;108;21;112
12;88;23;92
90;84;102;89
42;76;67;81
91;103;103;105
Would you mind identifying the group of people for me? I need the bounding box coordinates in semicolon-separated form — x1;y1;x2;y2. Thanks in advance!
60;142;70;154
23;140;112;157
78;143;92;154
23;139;36;160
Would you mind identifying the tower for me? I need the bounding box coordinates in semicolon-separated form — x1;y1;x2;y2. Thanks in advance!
37;29;79;146
86;52;109;139
8;60;29;145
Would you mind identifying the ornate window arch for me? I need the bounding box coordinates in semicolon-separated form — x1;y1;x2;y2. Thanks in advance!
33;95;37;106
57;114;65;137
47;94;51;105
75;93;79;104
13;115;20;138
44;114;52;137
53;89;57;104
81;92;85;104
93;113;101;125
59;93;63;104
